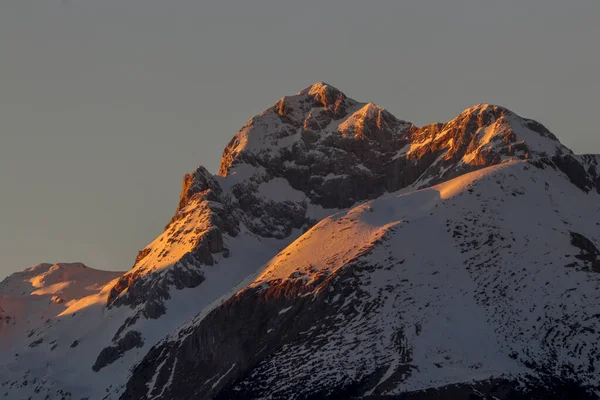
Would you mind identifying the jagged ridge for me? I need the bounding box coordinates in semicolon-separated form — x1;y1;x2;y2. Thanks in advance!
106;82;571;329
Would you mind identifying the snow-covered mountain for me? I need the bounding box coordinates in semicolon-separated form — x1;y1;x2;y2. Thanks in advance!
0;263;122;350
2;83;599;399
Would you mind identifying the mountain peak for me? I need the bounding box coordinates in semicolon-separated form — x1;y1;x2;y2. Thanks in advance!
0;261;122;352
299;81;345;108
456;103;562;144
461;103;509;115
1;262;120;298
178;166;221;212
212;84;576;210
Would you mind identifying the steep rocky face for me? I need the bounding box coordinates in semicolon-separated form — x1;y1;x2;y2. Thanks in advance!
107;167;237;318
397;104;567;189
123;157;600;400
219;86;566;211
549;154;600;193
219;83;412;209
92;330;144;372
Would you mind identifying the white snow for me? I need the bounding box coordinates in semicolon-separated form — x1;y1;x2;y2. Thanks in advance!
278;306;293;315
211;363;236;390
0;263;122;350
220;158;600;395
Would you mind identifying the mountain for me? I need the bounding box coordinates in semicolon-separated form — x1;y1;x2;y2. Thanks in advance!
0;263;122;349
2;83;600;399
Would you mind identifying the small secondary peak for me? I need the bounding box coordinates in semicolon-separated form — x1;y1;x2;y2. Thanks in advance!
300;81;345;108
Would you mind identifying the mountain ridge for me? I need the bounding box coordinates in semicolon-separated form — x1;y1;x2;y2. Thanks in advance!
106;82;573;329
124;156;600;399
1;83;599;399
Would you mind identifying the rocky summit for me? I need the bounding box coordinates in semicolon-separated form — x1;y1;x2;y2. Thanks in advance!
1;83;600;400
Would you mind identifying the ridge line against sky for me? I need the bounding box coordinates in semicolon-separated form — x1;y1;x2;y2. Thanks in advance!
1;0;599;279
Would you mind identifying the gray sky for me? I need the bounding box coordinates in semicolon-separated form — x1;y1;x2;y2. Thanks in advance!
1;0;599;279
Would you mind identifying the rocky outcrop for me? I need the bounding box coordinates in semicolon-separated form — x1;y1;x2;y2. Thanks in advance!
177;166;223;211
92;331;144;372
106;168;236;314
530;154;600;194
552;155;597;192
570;232;600;272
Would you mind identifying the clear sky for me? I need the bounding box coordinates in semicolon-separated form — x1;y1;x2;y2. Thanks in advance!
1;0;599;279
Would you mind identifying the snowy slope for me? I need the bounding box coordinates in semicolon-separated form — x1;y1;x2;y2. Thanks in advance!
2;83;598;399
0;263;122;350
0;235;296;399
124;156;600;399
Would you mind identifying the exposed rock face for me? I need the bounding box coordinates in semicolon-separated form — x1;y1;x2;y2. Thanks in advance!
178;166;223;210
551;154;599;193
570;232;600;272
93;331;144;372
124;214;392;399
106;167;235;316
219;95;566;210
531;153;600;195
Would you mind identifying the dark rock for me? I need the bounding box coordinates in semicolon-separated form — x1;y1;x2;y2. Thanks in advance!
122;254;413;400
552;155;595;192
92;331;144;372
178;166;222;211
361;377;595;400
108;263;205;319
570;232;600;272
134;248;151;265
523;118;559;141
